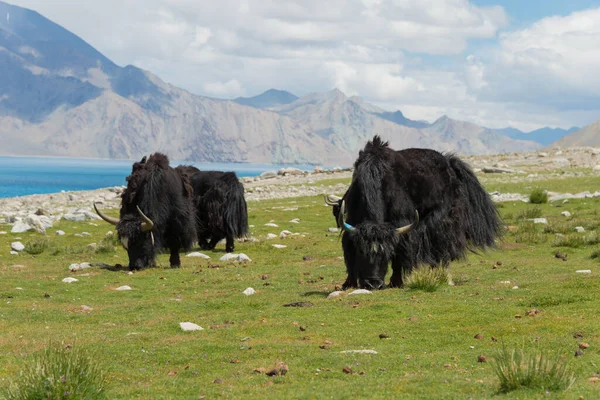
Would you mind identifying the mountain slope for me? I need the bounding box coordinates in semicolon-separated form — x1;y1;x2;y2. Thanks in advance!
234;89;298;109
550;121;600;148
492;126;579;146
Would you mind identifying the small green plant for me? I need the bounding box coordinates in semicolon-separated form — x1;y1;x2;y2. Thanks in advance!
514;222;547;244
24;238;49;255
516;207;543;220
96;235;117;254
591;249;600;260
529;188;549;204
404;266;449;292
1;343;107;400
492;345;575;394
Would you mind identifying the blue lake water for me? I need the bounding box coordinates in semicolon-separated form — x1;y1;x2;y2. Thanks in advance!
0;156;317;198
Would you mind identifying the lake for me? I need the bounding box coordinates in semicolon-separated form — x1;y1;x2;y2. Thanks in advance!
0;156;317;198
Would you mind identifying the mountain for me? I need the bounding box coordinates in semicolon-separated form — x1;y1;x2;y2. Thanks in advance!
550;121;600;148
0;1;541;166
234;89;298;109
492;126;579;146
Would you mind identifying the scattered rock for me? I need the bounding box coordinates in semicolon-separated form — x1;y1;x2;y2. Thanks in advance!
80;305;93;312
264;223;279;227
219;253;252;262
575;350;584;357
69;262;91;272
340;350;378;354
327;291;343;299
10;242;24;252
186;252;210;259
272;244;287;249
115;285;132;291
10;251;18;255
243;287;256;296
259;170;277;179
87;243;97;252
180;322;204;331
576;270;591;274
561;211;572;217
279;230;293;238
575;226;585;233
579;342;590;350
531;218;548;224
266;233;277;240
342;366;353;374
56;230;65;236
348;289;372;295
62;277;78;283
289;218;300;224
555;251;568;261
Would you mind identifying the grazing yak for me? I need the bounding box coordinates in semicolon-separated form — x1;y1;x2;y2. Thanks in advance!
176;165;249;253
95;153;197;270
328;135;502;290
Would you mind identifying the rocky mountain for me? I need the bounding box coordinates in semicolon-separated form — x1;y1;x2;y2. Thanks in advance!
492;126;579;146
234;89;298;109
0;0;541;166
549;120;600;148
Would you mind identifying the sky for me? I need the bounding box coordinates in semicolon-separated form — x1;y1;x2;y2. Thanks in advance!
8;0;600;131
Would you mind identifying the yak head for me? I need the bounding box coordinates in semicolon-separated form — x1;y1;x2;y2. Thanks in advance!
94;203;156;270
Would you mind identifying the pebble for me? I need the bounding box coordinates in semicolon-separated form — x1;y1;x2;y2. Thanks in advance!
327;291;343;299
561;211;571;217
576;270;592;274
289;218;300;223
340;350;378;354
328;227;339;233
69;262;91;271
10;242;25;252
186;252;211;259
219;253;252;262
10;251;18;255
62;277;78;283
575;226;585;232
116;285;132;291
243;287;256;296
266;233;277;240
531;218;548;224
264;223;279;227
56;230;65;236
272;244;287;249
180;322;204;331
348;289;372;295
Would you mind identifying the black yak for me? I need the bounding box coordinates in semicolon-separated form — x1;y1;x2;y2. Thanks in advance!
176;165;249;253
94;153;197;270
329;135;502;290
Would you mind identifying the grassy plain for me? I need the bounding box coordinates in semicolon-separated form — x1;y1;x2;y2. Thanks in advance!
1;172;600;399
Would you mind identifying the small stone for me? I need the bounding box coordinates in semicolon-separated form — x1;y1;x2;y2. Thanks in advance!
10;242;25;252
328;227;339;233
213;378;223;384
342;366;353;374
10;251;18;255
237;253;252;262
272;244;287;249
116;285;132;291
576;270;592;274
474;333;484;340
266;233;277;240
186;252;210;259
302;256;313;261
299;326;307;332
87;243;97;251
477;355;487;363
348;289;372;295
81;305;93;312
56;230;65;236
180;322;204;331
261;274;269;280
573;332;584;339
327;291;343;299
289;218;300;224
512;286;519;290
532;218;548;224
81;232;91;237
243;287;256;296
340;350;378;354
264;223;279;227
561;211;571;217
379;333;390;339
575;226;585;233
62;277;78;283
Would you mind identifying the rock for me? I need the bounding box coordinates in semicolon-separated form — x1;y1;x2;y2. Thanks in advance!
105;231;114;237
220;253;239;261
576;270;592;274
0;231;6;235
279;230;293;238
264;223;279;227
11;221;32;233
266;233;277;240
10;242;24;252
327;291;343;299
575;226;585;233
477;355;487;363
348;289;372;295
531;218;548;224
340;350;378;354
272;244;287;249
10;251;18;255
69;262;91;271
260;170;277;179
328;227;339;233
180;322;204;331
81;232;91;237
278;167;304;176
62;277;78;283
237;253;252;262
116;285;132;291
87;243;97;252
56;230;65;236
289;218;300;224
593;165;600;171
63;213;87;222
80;305;93;312
186;252;210;259
561;211;571;217
243;287;256;296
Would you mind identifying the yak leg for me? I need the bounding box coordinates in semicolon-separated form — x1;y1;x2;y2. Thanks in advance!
341;275;358;290
389;257;413;288
169;246;181;268
225;234;235;253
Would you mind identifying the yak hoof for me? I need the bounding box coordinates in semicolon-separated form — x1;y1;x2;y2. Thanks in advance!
341;276;358;290
170;264;181;269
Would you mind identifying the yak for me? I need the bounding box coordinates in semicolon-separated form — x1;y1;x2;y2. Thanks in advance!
329;135;502;290
94;153;197;270
176;165;249;253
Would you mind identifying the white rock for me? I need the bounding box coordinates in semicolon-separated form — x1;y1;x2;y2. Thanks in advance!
260;170;277;179
63;213;87;222
576;270;592;274
531;218;548;224
272;244;287;249
289;218;300;223
340;350;378;354
575;226;585;233
561;211;571;217
87;243;97;251
81;305;93;312
11;221;32;233
10;251;18;255
105;231;114;237
243;287;256;296
186;252;211;259
327;291;344;299
593;165;600;171
56;230;65;236
15;287;23;290
69;262;91;271
264;223;279;227
81;232;91;237
116;285;132;291
499;281;511;284
279;230;293;238
180;322;204;331
512;286;519;290
328;227;339;233
10;242;24;252
348;289;372;295
62;277;78;283
237;253;252;262
220;253;239;261
266;233;277;240
0;231;6;235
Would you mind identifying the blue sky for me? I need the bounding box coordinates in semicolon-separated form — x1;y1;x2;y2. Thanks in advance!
9;0;600;131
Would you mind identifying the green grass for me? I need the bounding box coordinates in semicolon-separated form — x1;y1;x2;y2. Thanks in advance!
404;266;450;292
529;188;548;204
1;176;600;398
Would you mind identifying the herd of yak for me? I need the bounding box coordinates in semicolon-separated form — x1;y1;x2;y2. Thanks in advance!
93;135;502;290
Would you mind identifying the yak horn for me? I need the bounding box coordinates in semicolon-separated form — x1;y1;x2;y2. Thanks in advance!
137;206;154;232
396;210;419;235
324;194;341;206
94;202;119;226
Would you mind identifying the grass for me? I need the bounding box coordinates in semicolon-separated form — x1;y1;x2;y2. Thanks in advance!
1;174;600;398
23;238;49;255
1;343;106;399
492;344;575;394
404;266;450;292
529;188;548;204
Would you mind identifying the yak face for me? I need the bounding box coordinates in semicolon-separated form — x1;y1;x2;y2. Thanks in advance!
345;223;400;289
116;215;156;270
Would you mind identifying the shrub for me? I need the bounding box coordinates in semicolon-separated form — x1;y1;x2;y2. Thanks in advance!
24;238;49;255
529;188;548;204
1;343;107;399
516;207;543;220
492;345;575;394
404;266;450;292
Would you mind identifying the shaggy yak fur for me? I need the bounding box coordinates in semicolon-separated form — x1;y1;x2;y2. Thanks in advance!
107;153;196;270
337;135;502;290
176;165;249;253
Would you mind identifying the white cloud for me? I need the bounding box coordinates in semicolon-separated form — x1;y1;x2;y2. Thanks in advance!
203;79;246;98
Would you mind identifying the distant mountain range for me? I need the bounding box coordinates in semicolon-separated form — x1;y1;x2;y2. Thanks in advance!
491;126;580;146
549;121;600;148
0;0;589;166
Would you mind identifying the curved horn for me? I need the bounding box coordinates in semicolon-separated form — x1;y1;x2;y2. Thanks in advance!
396;210;419;235
137;206;154;232
324;194;341;206
339;200;356;231
94;202;119;226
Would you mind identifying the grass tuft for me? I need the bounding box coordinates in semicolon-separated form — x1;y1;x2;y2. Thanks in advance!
492;345;575;394
404;266;450;292
1;343;107;400
24;238;49;255
96;235;117;254
516;207;543;220
529;188;548;204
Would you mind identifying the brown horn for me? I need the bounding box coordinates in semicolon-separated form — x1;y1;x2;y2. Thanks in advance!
324;194;341;206
94;202;119;226
396;210;419;235
137;206;154;232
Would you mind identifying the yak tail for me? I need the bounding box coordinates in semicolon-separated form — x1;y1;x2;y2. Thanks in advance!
221;173;249;238
449;155;503;249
